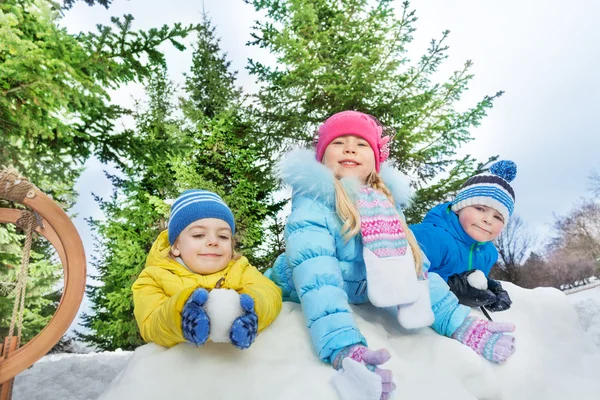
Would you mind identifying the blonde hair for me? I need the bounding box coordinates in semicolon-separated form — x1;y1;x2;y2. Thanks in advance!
333;173;423;275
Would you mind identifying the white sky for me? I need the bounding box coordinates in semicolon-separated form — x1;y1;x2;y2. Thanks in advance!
62;0;600;328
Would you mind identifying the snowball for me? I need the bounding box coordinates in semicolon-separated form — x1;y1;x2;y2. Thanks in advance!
204;288;244;343
467;270;488;290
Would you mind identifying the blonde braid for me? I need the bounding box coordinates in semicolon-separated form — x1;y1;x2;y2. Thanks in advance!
331;172;423;275
333;179;361;241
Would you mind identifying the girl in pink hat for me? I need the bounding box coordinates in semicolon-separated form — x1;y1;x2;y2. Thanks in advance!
267;110;516;399
266;110;434;399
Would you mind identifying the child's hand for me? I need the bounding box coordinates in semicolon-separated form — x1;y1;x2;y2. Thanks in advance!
331;345;395;400
452;316;516;363
181;288;211;345
448;270;497;307
229;294;258;349
485;279;512;312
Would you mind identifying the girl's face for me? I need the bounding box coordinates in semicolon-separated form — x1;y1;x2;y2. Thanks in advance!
322;135;375;183
457;205;505;242
171;218;233;274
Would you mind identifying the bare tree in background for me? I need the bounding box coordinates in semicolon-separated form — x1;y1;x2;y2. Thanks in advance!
544;248;597;289
551;200;600;262
517;252;549;288
491;215;537;283
507;171;600;289
589;169;600;198
543;197;600;288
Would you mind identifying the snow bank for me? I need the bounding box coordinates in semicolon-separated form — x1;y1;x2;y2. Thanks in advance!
96;283;600;400
13;350;132;400
569;285;600;347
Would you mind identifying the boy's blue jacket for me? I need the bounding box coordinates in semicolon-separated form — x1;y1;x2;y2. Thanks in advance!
266;149;470;363
410;202;499;281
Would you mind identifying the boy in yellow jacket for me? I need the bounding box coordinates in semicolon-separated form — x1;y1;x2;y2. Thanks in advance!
133;190;282;349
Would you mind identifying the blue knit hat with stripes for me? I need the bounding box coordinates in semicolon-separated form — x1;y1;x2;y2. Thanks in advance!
451;160;517;222
168;189;235;245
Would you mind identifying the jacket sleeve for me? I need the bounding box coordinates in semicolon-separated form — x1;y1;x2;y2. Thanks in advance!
411;223;448;278
428;272;471;337
238;266;283;333
132;268;198;348
285;198;366;362
267;253;298;301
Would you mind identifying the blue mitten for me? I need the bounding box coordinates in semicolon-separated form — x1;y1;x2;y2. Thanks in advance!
181;288;210;345
229;294;258;349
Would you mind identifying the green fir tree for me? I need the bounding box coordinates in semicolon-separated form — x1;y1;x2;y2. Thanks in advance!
246;0;501;222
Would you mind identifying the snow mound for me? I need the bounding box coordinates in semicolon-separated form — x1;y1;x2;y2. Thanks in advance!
97;283;600;400
571;296;600;347
13;350;132;400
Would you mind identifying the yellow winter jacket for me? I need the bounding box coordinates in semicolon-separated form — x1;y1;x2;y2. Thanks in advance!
132;230;282;348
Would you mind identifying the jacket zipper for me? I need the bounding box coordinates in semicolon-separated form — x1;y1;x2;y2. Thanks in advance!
468;243;476;271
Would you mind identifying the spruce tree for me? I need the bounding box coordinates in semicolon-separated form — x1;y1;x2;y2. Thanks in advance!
0;0;195;344
246;0;501;222
78;66;182;350
80;16;285;349
175;17;284;269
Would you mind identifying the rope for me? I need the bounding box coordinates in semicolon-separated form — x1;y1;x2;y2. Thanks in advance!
2;211;37;400
0;167;39;400
0;167;36;203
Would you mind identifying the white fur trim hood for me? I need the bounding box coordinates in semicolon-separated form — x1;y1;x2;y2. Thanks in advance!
277;148;414;208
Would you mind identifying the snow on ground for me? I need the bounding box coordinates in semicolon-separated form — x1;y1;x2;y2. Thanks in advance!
568;285;600;347
12;283;600;400
12;350;132;400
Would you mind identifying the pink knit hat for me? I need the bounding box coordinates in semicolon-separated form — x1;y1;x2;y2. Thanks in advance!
315;110;391;172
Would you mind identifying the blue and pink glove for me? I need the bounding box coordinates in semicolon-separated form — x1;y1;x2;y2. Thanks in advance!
452;316;516;363
331;345;395;400
181;288;211;345
229;293;258;349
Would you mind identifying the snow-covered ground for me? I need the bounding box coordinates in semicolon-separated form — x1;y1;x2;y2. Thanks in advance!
567;284;600;347
12;284;600;400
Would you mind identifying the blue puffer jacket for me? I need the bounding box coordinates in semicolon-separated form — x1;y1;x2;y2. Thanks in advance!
410;202;499;281
267;149;470;363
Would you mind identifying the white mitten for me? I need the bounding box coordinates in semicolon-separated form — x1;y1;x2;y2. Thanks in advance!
331;358;383;400
364;246;420;307
396;279;435;329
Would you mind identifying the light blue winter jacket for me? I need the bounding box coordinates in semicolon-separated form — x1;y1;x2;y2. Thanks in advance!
267;149;470;363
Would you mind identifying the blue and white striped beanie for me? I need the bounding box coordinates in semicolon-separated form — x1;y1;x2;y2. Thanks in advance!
451;160;517;222
167;189;235;245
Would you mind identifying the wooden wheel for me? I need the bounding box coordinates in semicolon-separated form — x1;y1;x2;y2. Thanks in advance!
0;182;86;384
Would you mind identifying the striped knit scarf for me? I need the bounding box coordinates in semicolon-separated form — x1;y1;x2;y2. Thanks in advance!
356;186;408;258
356;186;435;327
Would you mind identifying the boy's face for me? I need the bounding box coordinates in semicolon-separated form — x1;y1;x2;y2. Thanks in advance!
457;205;505;242
171;218;233;274
322;134;375;183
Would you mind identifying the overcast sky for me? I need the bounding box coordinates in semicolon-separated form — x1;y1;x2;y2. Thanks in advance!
62;0;600;328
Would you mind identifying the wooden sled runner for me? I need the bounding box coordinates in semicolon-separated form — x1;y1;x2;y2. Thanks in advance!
0;168;86;399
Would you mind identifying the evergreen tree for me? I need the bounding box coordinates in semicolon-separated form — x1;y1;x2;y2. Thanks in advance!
61;0;112;9
78;66;182;350
80;16;285;349
0;0;194;345
246;0;501;222
0;223;62;342
174;17;284;269
1;0;196;190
